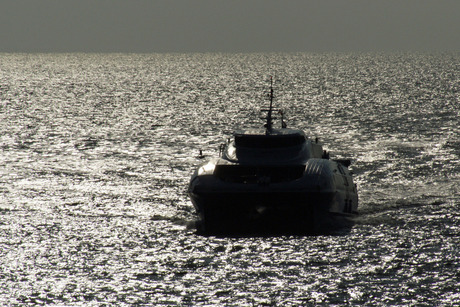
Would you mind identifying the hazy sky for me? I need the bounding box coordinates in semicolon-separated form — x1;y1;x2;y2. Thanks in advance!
1;0;459;53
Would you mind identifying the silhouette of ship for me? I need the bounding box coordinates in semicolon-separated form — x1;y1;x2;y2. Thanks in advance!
188;78;358;235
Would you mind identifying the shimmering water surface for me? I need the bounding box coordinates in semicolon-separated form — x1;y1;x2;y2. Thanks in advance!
0;53;459;305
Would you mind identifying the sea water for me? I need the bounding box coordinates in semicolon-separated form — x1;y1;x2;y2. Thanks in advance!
0;53;459;305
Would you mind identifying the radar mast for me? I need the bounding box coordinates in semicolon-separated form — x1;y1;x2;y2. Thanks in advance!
264;76;274;133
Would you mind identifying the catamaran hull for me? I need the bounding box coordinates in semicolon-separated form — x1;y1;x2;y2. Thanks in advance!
189;186;356;234
189;158;358;234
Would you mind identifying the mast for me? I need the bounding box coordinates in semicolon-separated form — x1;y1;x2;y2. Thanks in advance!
266;76;274;133
262;76;285;132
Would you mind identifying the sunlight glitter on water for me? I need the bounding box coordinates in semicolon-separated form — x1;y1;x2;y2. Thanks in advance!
0;53;459;305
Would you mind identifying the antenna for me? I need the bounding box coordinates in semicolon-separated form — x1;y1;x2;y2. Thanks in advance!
261;76;284;132
266;76;274;132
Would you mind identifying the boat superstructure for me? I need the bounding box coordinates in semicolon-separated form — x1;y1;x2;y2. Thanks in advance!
188;78;358;234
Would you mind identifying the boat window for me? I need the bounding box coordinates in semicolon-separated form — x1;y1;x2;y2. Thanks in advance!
337;164;346;175
214;165;306;183
235;135;305;148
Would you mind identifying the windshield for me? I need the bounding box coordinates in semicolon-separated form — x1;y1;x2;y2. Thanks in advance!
234;134;306;148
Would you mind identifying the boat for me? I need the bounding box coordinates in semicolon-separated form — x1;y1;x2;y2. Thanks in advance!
188;78;358;234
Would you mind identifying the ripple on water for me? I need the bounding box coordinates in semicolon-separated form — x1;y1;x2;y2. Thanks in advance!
0;53;459;305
